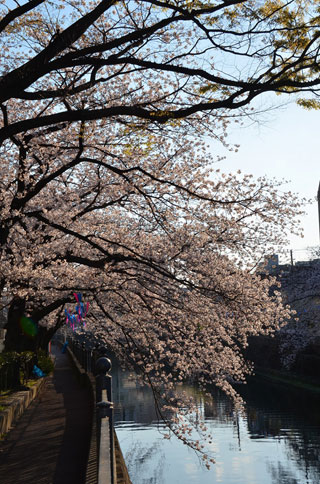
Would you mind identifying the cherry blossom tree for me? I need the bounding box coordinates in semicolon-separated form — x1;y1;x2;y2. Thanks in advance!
1;0;320;140
0;0;318;463
0;115;303;462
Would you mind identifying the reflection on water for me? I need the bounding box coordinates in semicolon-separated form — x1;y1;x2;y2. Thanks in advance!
112;363;320;484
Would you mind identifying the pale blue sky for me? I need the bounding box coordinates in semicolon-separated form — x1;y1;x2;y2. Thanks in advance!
214;100;320;263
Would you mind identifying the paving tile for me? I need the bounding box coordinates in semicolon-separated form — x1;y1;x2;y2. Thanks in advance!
0;343;92;484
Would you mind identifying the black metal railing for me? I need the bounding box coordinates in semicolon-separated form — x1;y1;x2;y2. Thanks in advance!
61;334;116;484
95;356;115;484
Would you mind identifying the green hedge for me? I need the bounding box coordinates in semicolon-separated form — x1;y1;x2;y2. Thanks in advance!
37;350;54;375
0;350;54;391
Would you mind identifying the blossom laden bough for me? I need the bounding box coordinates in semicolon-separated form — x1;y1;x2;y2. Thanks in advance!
0;0;315;465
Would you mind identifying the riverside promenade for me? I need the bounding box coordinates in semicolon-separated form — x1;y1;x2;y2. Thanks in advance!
0;342;92;484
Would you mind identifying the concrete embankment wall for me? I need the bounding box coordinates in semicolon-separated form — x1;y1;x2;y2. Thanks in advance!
0;377;46;436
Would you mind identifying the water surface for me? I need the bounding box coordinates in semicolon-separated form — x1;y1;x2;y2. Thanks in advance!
112;365;320;484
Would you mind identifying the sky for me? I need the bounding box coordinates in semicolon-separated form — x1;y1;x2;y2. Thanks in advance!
212;99;320;263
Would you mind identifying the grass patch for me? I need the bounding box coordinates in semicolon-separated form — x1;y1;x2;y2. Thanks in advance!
0;389;11;397
0;377;41;403
26;379;38;387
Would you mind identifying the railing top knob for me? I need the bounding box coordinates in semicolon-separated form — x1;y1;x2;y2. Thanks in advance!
97;346;109;356
95;356;112;375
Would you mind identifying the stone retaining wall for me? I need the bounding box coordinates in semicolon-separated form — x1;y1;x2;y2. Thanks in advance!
0;377;46;436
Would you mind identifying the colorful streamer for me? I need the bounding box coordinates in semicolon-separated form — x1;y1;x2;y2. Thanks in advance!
65;293;89;331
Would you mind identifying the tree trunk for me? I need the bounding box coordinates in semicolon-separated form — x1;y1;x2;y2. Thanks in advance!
4;297;58;353
4;297;28;352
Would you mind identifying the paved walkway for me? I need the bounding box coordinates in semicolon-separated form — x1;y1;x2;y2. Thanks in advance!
0;343;92;484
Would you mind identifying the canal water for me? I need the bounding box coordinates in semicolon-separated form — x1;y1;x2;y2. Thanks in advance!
112;364;320;484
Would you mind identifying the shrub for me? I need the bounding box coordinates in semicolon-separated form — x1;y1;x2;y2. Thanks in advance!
37;352;54;375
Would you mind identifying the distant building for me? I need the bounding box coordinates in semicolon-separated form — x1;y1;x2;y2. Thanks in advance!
257;254;279;274
0;301;8;352
0;302;8;328
318;181;320;242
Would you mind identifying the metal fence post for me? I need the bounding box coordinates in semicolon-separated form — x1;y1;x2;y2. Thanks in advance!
88;349;92;373
96;356;116;484
81;342;87;371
